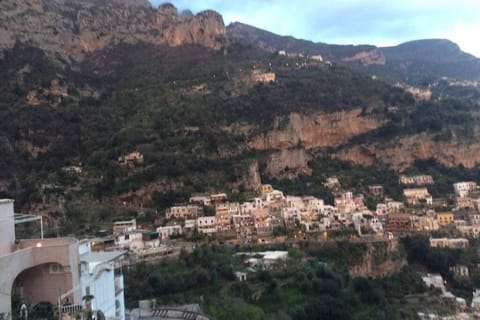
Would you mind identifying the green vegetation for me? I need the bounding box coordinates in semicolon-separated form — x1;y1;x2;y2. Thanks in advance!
1;40;480;231
402;235;480;300
124;244;429;319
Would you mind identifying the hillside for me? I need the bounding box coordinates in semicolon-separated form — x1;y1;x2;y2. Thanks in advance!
227;22;480;85
1;2;480;231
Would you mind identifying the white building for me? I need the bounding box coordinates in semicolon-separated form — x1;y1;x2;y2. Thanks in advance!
115;231;145;250
79;241;126;320
189;195;211;206
404;188;433;205
165;205;202;219
285;196;304;209
196;216;217;234
156;225;182;240
454;182;477;198
264;190;285;203
305;196;324;211
113;219;137;235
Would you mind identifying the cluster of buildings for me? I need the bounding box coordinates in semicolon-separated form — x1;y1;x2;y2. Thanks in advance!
101;177;480;252
3;173;480;318
383;179;480;241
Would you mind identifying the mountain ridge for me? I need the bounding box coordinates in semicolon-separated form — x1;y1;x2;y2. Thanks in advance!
227;22;480;84
1;2;480;219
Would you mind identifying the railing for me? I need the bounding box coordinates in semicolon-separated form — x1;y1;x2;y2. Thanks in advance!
61;304;83;315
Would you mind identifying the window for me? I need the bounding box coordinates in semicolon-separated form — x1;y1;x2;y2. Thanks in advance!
49;263;63;274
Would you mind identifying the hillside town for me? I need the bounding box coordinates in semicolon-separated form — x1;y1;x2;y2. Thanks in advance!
104;175;480;259
5;173;480;319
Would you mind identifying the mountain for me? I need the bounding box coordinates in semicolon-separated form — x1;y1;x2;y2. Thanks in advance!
0;0;226;62
1;2;480;227
227;22;480;84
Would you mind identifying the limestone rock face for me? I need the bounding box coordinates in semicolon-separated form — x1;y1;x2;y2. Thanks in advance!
0;0;226;61
336;133;480;170
265;149;312;179
250;109;384;150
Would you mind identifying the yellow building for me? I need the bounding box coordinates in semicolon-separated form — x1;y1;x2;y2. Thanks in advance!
259;184;273;194
437;212;454;227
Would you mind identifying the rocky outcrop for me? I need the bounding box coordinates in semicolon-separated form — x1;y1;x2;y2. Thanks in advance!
342;48;386;65
336;133;480;169
349;238;406;278
265;148;312;179
0;0;226;61
250;109;384;150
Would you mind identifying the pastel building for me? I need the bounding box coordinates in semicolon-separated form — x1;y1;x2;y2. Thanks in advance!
0;199;126;319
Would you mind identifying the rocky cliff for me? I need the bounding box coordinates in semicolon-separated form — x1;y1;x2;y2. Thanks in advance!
250;109;384;150
349;238;406;278
336;133;480;170
0;0;226;61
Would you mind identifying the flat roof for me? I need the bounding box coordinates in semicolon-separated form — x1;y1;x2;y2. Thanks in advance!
0;199;14;204
80;250;126;263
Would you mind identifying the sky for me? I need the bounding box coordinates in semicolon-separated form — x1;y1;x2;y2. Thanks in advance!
150;0;480;57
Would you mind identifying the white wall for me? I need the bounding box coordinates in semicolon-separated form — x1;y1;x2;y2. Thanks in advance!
0;199;15;256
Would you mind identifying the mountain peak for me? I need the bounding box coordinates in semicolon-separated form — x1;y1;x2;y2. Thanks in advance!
0;0;226;61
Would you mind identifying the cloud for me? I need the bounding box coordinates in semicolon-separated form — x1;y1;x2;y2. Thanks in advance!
151;0;480;57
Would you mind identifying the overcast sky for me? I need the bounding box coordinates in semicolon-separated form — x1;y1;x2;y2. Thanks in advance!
150;0;480;57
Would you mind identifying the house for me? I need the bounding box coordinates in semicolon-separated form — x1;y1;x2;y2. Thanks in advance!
196;216;217;234
183;219;196;233
335;192;366;214
251;70;276;82
385;213;414;233
115;231;145;250
310;54;324;61
413;215;439;231
259;184;273;194
403;188;433;205
430;237;469;248
285;196;304;209
210;193;228;203
385;199;405;213
62;166;82;175
251;208;270;229
368;185;384;199
304;196;324;211
422;273;446;292
399;175;434;186
0;199;126;319
189;195;211;206
436;212;454;227
165;205;202;219
456;225;480;238
454;182;477;198
156;225;182;240
450;265;469;278
281;207;300;226
113;219;137;235
240;251;288;270
215;203;240;231
263;190;285;203
78;241;126;320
